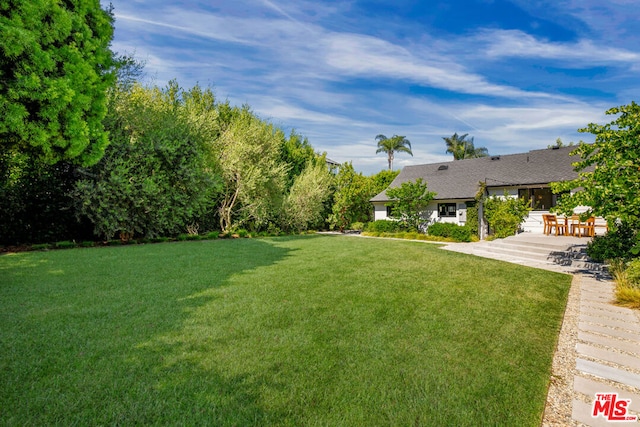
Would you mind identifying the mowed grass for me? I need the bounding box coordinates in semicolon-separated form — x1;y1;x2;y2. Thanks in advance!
0;235;570;426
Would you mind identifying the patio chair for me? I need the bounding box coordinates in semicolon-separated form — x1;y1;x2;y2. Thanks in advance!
542;214;566;236
569;215;581;236
574;217;595;237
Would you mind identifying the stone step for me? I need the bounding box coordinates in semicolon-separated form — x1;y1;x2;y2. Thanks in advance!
475;245;605;272
579;322;640;343
580;314;640;333
577;343;640;372
578;331;640;356
576;358;640;389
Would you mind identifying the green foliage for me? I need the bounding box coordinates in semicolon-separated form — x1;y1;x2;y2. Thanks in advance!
626;259;640;287
465;202;479;237
483;192;531;238
385;178;436;231
427;222;472;242
329;163;373;231
369;169;399;195
206;231;220;240
281;162;333;232
0;0;116;165
30;243;52;251
365;220;407;233
350;222;365;231
375;134;413;170
551;102;640;234
55;240;76;249
443;133;488;160
214;107;287;232
0;152;92;245
280;131;319;190
73;83;220;240
587;223;639;262
609;259;640;308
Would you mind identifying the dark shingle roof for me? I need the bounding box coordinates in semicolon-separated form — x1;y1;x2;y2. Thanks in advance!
371;146;581;202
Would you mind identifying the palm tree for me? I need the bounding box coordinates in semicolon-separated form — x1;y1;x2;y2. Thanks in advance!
375;134;413;170
443;133;488;160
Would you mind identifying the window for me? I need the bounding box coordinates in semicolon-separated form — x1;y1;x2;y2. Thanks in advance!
518;188;560;211
386;206;393;217
438;203;457;218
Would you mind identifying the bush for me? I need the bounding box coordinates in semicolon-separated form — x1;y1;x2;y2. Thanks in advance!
55;241;77;249
587;223;638;262
350;222;366;231
483;193;530;238
366;220;407;233
237;229;249;238
609;259;640;308
31;243;52;251
627;259;640;287
427;222;472;242
206;231;220;239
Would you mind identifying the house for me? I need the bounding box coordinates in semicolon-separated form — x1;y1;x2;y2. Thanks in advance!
370;145;590;237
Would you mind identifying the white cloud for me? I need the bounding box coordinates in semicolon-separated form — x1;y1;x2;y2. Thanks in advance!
479;29;640;65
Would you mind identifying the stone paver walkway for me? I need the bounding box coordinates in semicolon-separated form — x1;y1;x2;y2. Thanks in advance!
572;275;640;426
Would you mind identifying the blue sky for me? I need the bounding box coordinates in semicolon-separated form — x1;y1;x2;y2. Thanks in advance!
103;0;640;175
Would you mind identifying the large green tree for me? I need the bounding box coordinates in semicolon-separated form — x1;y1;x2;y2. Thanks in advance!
0;0;116;166
213;108;288;232
551;102;640;234
74;83;220;240
375;134;413;170
443;133;488;160
281;162;333;232
329;163;373;231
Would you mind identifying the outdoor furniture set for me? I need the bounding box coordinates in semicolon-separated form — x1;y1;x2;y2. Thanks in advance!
542;214;606;237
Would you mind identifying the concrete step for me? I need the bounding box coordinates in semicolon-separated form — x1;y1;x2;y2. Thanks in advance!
576;358;640;389
477;236;604;272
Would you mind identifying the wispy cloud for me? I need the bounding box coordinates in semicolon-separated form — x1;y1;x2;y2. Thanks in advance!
105;0;637;174
479;29;640;65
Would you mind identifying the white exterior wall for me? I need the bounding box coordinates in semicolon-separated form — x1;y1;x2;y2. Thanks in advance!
373;203;387;221
373;186;606;236
372;201;469;226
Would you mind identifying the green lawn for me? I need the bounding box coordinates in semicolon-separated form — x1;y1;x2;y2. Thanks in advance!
0;235;570;426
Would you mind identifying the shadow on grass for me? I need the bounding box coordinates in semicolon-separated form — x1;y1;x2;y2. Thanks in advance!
0;238;292;425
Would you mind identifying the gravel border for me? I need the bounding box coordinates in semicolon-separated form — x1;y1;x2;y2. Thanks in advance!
542;274;581;426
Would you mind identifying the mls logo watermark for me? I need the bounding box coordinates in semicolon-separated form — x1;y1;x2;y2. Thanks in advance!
592;393;638;422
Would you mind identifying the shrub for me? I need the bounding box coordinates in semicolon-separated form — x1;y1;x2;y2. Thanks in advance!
428;222;472;242
465;202;478;237
31;243;52;251
587;223;638;262
206;231;220;239
483;192;531;238
350;222;366;231
55;241;77;249
80;241;95;248
366;220;406;233
177;234;189;241
151;237;170;243
610;259;640;308
626;259;640;287
237;229;249;238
